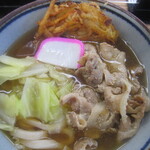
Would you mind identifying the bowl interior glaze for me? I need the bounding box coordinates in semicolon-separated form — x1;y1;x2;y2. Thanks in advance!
0;0;150;149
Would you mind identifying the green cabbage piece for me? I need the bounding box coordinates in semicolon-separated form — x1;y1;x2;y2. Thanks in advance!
0;93;19;117
48;66;67;83
0;55;35;68
0;55;36;85
0;56;74;127
0;93;16;126
56;80;74;97
0;122;13;131
20;78;63;122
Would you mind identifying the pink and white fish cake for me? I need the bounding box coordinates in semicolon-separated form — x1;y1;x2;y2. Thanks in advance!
35;37;84;69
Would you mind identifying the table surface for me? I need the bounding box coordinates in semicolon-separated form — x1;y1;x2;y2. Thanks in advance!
107;0;150;30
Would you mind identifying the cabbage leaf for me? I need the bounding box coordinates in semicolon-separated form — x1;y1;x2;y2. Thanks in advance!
0;56;74;127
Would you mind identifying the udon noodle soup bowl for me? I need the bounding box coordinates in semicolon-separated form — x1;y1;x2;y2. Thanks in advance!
0;0;150;150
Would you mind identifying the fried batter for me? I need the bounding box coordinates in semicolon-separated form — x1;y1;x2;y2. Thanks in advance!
36;0;118;43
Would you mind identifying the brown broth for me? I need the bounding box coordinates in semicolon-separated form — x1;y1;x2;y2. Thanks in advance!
1;28;148;150
7;27;39;58
116;38;147;89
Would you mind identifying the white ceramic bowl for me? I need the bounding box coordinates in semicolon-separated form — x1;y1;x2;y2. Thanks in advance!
0;0;150;149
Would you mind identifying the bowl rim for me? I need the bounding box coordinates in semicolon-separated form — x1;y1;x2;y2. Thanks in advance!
0;0;149;34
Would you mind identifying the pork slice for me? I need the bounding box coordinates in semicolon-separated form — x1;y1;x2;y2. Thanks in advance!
130;66;144;77
117;88;150;141
87;103;117;131
61;93;94;130
127;68;142;95
98;42;128;90
103;65;141;95
129;66;144;94
99;42;126;64
127;97;145;119
104;79;132;125
76;87;100;105
61;93;93;114
118;88;150;141
66;112;88;130
103;69;127;87
76;46;105;88
127;88;150;117
97;81;107;93
84;43;97;54
73;137;98;150
130;78;141;94
117;117;140;141
97;81;122;96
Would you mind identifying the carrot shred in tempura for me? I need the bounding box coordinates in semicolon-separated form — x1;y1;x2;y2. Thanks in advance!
35;0;119;44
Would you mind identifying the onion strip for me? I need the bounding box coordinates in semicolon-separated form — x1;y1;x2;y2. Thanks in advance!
11;128;47;140
21;139;62;149
26;118;65;134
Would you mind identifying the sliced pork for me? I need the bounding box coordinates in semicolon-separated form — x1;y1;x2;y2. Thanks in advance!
61;42;150;144
66;112;88;130
73;137;98;150
61;93;93;114
61;92;95;130
117;88;150;141
76;44;106;87
76;87;100;105
87;103;117;131
99;42;126;64
117;117;140;141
